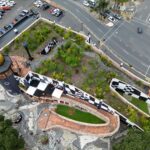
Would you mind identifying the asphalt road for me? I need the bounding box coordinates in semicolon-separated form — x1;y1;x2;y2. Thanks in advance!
1;0;150;79
53;0;150;78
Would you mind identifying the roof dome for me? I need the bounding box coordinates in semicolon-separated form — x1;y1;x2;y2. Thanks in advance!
0;53;5;66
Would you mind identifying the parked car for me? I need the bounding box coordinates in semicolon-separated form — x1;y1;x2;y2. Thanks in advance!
0;28;5;34
113;13;122;20
108;16;116;23
34;0;43;8
83;0;90;7
30;8;39;15
22;9;29;14
137;27;142;34
88;0;96;8
0;6;11;10
4;23;13;30
42;3;50;10
51;8;62;17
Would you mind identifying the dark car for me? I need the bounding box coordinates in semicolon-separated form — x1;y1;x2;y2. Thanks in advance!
0;11;3;16
30;9;39;15
0;28;6;35
137;27;142;34
4;23;13;30
42;3;50;10
113;14;122;20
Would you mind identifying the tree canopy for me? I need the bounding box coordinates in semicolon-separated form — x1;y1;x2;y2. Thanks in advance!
0;115;25;150
113;129;150;150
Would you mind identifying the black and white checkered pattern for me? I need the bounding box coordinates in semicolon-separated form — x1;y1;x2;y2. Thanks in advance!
21;71;114;113
110;78;150;104
17;72;143;130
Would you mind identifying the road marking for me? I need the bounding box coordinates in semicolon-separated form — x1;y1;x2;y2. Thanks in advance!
132;17;150;27
106;39;148;69
146;13;150;23
145;65;150;76
101;21;124;43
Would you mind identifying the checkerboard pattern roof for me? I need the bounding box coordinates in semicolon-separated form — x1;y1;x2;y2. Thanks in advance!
110;78;150;104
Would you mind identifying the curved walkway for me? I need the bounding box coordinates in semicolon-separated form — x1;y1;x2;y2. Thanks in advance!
37;96;120;137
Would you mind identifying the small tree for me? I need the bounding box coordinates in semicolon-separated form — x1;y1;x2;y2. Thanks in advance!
96;0;109;18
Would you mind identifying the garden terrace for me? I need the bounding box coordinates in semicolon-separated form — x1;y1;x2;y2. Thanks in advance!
4;19;150;129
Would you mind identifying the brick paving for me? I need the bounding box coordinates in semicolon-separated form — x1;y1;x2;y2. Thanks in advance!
37;96;119;136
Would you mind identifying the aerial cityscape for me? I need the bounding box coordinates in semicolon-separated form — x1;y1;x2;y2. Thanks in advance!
0;0;150;150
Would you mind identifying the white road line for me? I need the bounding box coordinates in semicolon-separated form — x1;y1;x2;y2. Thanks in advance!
132;17;150;27
102;21;124;43
145;65;150;76
146;13;150;23
106;40;148;68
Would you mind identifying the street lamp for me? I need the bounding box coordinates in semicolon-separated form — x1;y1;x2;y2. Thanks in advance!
22;42;34;61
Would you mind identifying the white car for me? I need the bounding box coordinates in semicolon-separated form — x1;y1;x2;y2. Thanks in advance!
108;16;116;23
83;0;89;7
34;0;43;8
22;9;29;14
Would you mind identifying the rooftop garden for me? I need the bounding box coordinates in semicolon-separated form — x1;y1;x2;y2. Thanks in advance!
55;104;105;124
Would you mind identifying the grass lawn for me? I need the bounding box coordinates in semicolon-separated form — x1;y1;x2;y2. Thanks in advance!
55;104;105;124
130;98;149;114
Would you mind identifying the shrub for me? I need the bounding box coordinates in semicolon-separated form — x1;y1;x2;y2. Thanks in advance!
40;135;49;145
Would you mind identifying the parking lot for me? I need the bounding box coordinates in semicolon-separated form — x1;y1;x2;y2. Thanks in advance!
0;0;34;28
